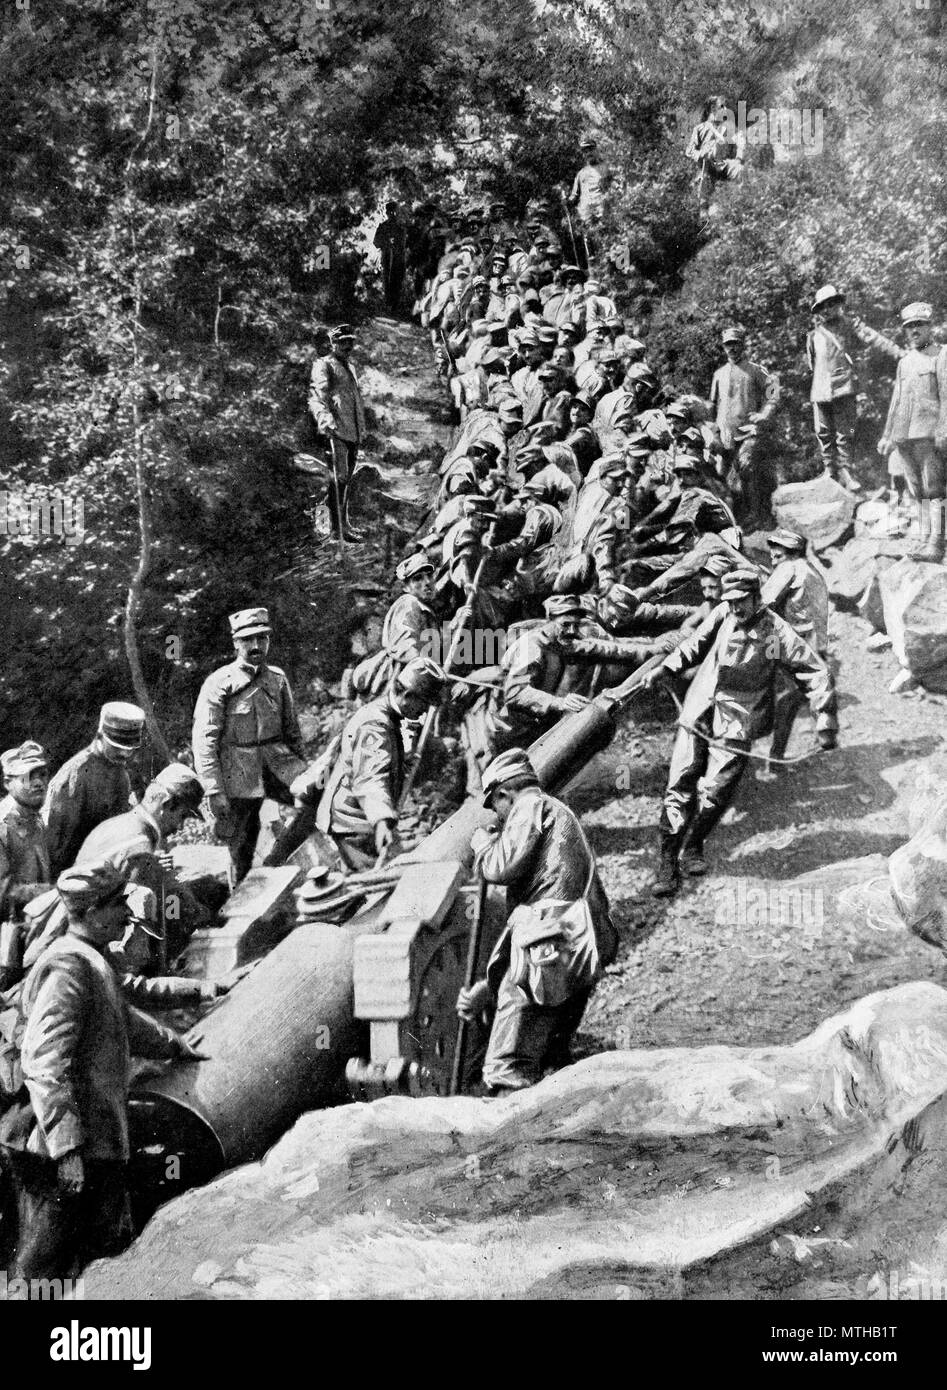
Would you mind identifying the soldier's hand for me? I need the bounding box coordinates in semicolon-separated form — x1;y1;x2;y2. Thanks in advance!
562;693;591;713
877;436;892;457
58;1151;85;1196
638;665;664;691
207;793;231;828
456;979;491;1021
374;819;397;856
470;826;495;856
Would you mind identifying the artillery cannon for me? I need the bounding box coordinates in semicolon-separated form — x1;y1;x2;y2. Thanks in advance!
128;662;658;1217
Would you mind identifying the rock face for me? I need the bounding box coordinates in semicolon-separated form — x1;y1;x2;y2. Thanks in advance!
821;536;913;622
772;473;856;552
880;557;947;691
86;982;947;1300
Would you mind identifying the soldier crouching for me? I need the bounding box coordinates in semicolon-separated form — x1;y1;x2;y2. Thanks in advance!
456;748;617;1094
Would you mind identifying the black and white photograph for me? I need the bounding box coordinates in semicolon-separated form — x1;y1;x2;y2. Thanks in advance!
0;0;946;1348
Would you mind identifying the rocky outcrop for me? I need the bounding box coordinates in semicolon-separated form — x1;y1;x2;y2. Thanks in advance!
772;473;856;552
86;982;947;1300
880;557;947;692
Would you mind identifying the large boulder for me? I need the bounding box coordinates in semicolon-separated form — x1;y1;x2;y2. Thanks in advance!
821;536;913;616
772;473;857;552
880;557;947;691
85;982;947;1300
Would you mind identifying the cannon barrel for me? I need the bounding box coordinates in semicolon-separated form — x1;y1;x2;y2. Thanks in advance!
131;659;659;1201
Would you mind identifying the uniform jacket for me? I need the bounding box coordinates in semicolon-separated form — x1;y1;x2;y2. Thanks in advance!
308;352;367;443
661;603;837;742
583;495;629;588
761;558;829;655
352;594;436;699
0;796;51;922
806;323;859;402
476;786;617;994
634;485;735;554
4;931;180;1161
489;623;568;746
592;388;636;435
511;366;545;426
192;660;304;800
317;695;404;838
42;743;134;879
569;163;606;221
882;345;947;444
709;359;780;449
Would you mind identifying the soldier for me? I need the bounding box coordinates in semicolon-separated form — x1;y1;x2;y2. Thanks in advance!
42;703;144;879
0;743;53;990
313;657;446;869
0;862;203;1283
308;324;367;540
564;393;601;477
875;301;947;562
684;94;745;220
351;553;437;699
192;608;306;884
568;136;608;240
759;527;831;777
581;453;631;592
624;452;736;588
709;326;781;526
373;199;408;314
806;285;862;494
455;748;617;1093
639;568;837;896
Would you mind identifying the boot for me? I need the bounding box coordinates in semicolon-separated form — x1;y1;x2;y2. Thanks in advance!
679;803;728;876
337;480;363;543
651;827;683;898
835;464;862;494
917;499;946;563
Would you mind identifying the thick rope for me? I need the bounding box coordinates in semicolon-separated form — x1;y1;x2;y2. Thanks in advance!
665;688;824;766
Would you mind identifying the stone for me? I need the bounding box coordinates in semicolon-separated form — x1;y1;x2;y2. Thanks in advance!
772;473;857;552
880;558;947;692
85;982;947;1299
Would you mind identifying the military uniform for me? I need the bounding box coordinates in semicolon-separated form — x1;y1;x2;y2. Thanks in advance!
472;754;616;1091
192;613;305;882
352;582;436;700
42;704;143;879
0;798;51;928
656;592;836;849
761;535;831;763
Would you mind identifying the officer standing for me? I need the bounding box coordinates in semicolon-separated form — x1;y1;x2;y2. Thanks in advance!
313;657;446;869
806;285;863;494
0;743;53;989
308;324;367;541
0;862;202;1283
709;326;780;526
639;568;837;896
455;748;617;1093
875;301;947;562
373;200;408;315
42;703;145;879
192;608;306;883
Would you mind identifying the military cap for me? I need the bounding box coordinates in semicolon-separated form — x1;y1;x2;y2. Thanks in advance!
498;399;524;420
625;362;657;383
397;552;435;582
479;348;506;369
721;325;746;344
463;495;499;518
598;452;628;478
584;278;603;293
544;593;586;618
811;284;844;312
767;527;807;553
721;568;762;600
537;363;562;380
535;326;558;345
603;583;639;615
597;349;621;366
604;314;624;329
57;860;129;911
901;301;934;325
700;553;737;578
1;741;48;779
560;264;587;283
466;438;500;459
395;657;446;702
621;337;646;354
516;327;540;347
680;426;706;449
665;401;691;421
329;323;356;344
151;763;204;812
481;747;539;798
557;321;584;340
625;433;653;457
672;452;703;473
229;607;272;640
572;392;595;411
99;701;145;748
